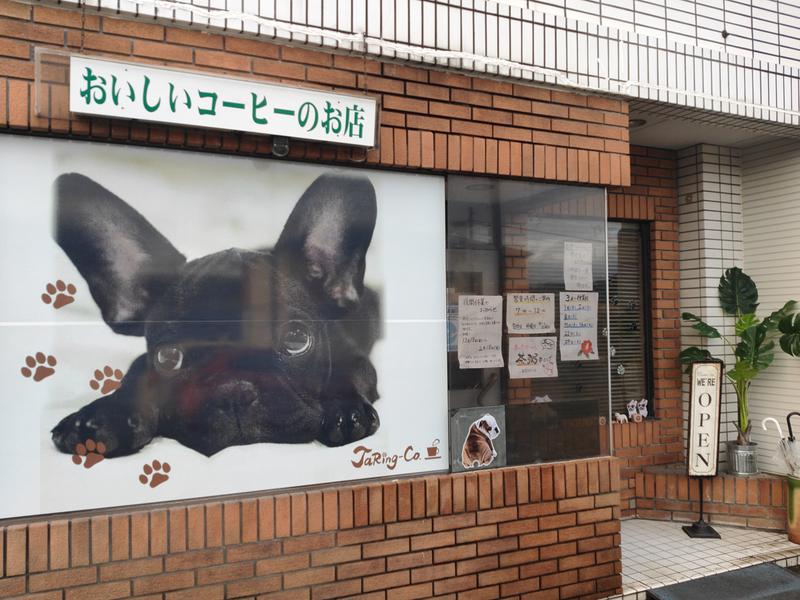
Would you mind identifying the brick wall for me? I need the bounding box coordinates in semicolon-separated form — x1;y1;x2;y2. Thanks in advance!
0;1;629;185
635;465;787;530
608;146;682;518
0;459;622;600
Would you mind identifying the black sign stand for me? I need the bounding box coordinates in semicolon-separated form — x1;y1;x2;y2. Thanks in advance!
682;478;720;538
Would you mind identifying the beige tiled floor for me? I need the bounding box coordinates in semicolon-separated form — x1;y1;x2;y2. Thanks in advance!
603;519;800;600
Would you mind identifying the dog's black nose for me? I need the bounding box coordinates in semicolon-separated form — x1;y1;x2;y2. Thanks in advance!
213;381;259;415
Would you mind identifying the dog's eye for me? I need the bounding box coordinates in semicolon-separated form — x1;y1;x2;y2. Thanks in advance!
280;321;313;357
155;346;184;372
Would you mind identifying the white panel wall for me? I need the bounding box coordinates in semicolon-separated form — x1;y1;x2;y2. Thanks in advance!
742;139;800;475
507;0;800;69
36;0;800;128
678;144;743;466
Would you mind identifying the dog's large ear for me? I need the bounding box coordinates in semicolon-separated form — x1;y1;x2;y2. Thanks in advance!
54;173;186;336
274;174;377;310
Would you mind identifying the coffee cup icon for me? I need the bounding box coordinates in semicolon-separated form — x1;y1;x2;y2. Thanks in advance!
426;439;441;459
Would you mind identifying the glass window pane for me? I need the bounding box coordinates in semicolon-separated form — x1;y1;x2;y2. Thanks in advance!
608;221;653;418
446;176;610;467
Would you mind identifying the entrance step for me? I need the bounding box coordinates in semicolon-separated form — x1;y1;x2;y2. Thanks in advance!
646;563;800;600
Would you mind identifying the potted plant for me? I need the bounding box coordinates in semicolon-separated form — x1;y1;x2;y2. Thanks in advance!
680;267;800;475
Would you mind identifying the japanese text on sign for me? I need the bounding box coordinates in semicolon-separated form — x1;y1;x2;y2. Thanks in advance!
509;337;558;379
564;242;594;291
506;293;555;333
457;295;504;369
69;56;378;147
559;292;599;361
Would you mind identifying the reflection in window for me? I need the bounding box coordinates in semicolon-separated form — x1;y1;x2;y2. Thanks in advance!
447;177;610;467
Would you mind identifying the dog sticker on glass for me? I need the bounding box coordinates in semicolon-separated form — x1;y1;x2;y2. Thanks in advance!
461;414;501;469
50;173;381;458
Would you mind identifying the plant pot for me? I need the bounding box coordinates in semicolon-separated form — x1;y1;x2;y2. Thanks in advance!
726;441;758;475
788;475;800;544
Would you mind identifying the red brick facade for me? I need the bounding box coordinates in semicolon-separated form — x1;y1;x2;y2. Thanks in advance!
0;460;621;600
635;466;787;531
0;1;630;185
608;146;683;518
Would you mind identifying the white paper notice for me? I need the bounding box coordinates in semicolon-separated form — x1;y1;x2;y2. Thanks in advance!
564;242;593;290
506;293;555;334
458;295;504;369
559;292;599;361
509;337;558;379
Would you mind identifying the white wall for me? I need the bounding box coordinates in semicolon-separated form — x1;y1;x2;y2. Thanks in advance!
678;144;743;466
506;0;800;68
742;139;800;475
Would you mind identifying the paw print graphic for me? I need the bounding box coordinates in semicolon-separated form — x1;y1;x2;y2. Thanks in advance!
72;439;106;469
20;353;57;382
90;366;124;395
41;280;77;309
139;460;171;488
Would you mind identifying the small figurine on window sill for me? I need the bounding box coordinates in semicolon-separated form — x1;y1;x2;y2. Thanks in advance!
626;399;638;420
638;398;649;419
617;399;650;424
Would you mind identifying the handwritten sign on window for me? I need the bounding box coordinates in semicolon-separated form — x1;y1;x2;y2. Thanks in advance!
508;337;558;379
506;293;555;334
69;56;378;147
563;242;593;291
457;295;504;369
559;292;599;361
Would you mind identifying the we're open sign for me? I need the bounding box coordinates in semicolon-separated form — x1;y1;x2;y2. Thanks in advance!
687;361;723;477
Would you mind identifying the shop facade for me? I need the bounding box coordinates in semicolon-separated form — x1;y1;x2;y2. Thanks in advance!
0;1;798;599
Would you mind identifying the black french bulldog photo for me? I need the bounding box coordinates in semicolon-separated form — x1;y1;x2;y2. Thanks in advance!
50;172;381;457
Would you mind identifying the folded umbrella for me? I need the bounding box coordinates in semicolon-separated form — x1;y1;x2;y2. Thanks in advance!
784;412;800;477
762;416;800;477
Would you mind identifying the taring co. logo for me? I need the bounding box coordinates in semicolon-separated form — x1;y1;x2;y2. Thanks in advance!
351;439;441;470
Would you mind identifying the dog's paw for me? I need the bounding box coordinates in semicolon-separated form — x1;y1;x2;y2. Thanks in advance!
139;460;170;488
318;397;380;447
89;366;124;395
21;352;57;382
71;439;106;469
41;280;76;309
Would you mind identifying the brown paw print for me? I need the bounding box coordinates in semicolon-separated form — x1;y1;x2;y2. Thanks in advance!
90;366;124;395
20;353;57;382
139;460;171;488
72;439;106;469
41;280;77;309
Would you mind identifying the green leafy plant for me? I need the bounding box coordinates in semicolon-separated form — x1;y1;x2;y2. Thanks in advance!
680;267;799;445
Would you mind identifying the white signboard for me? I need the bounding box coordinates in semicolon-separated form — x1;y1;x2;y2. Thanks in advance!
564;242;593;290
458;295;504;369
69;56;378;147
509;337;558;379
506;293;555;334
559;292;598;361
688;362;722;476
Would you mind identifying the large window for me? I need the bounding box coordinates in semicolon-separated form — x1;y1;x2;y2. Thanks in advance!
446;177;610;467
